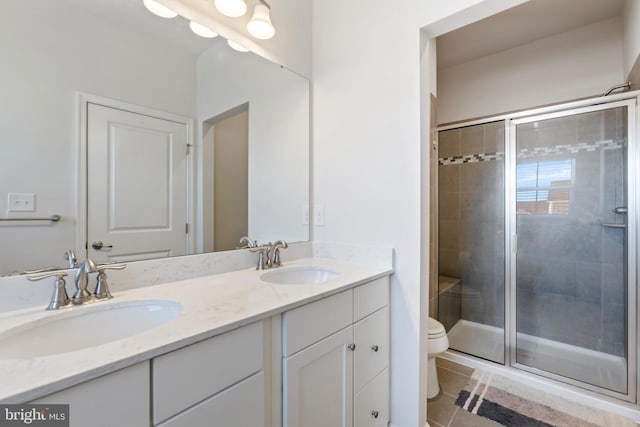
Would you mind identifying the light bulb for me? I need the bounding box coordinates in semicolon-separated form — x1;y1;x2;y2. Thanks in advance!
227;40;249;52
189;21;218;38
142;0;177;18
214;0;247;18
247;2;275;40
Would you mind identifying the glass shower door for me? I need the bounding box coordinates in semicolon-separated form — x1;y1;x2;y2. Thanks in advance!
438;121;505;364
511;102;634;395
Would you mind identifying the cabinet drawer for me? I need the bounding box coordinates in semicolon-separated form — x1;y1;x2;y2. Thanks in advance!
283;290;352;356
354;307;389;392
354;369;389;427
354;277;389;322
153;321;263;424
31;362;149;427
157;372;264;427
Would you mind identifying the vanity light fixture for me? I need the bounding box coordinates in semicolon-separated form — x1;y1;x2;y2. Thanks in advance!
214;0;247;18
189;21;219;38
142;0;178;18
227;39;249;52
247;0;275;40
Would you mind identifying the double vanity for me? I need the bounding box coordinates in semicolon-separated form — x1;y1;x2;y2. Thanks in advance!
0;243;392;427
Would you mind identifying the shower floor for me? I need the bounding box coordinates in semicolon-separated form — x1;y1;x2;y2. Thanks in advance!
448;319;627;393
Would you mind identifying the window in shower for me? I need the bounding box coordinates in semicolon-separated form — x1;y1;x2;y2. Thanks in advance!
516;159;573;215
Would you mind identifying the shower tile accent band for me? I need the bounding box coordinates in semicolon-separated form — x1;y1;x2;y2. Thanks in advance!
517;139;623;159
438;139;624;166
438;152;503;165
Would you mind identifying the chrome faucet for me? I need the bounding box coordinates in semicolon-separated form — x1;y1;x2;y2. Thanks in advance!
250;240;288;270
28;259;126;310
268;240;288;268
73;259;98;304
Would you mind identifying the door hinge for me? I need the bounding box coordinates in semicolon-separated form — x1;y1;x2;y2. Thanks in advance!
186;223;189;234
186;143;193;154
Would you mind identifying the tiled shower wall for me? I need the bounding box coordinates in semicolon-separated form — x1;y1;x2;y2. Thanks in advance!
516;108;627;356
438;121;505;329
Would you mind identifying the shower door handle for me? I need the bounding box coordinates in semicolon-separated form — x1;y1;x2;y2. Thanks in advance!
612;207;628;215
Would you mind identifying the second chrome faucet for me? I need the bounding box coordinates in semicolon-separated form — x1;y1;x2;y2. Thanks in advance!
248;240;288;270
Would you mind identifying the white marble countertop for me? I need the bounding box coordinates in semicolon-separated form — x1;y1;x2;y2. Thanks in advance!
0;257;392;403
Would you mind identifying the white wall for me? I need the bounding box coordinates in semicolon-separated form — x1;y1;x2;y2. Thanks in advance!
312;1;542;425
0;1;196;274
197;46;309;246
438;17;624;124
623;0;640;78
312;1;431;425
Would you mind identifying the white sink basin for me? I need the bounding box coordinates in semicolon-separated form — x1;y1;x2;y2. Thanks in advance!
0;299;182;359
260;267;340;285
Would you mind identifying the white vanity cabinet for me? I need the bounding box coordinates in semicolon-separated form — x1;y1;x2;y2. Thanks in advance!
152;321;265;426
282;276;390;427
30;321;266;427
30;362;150;427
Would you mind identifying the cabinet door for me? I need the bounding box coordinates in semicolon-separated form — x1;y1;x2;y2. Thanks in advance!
284;327;353;427
31;362;149;427
354;307;389;392
354;369;389;427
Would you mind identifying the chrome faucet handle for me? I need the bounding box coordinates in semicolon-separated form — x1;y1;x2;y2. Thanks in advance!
249;245;270;270
270;240;288;267
94;263;126;300
238;236;257;249
22;266;63;274
73;259;98;304
28;272;70;310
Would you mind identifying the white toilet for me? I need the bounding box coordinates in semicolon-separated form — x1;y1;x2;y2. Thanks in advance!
427;317;449;399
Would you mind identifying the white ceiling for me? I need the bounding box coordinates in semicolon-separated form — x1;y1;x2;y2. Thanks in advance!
437;0;626;69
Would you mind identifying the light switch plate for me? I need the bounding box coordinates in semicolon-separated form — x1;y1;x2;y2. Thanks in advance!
8;193;36;212
313;205;325;226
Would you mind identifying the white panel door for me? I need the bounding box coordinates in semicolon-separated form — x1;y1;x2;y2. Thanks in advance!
283;327;353;427
87;103;188;263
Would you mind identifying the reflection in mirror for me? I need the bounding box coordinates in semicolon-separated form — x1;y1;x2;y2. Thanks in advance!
0;0;309;275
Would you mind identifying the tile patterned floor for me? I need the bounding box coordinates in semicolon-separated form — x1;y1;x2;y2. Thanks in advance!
427;358;640;427
427;358;502;427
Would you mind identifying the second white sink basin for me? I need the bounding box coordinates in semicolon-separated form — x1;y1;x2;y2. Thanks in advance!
0;299;182;359
260;267;340;285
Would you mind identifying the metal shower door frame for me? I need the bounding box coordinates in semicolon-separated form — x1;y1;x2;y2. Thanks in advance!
506;97;638;403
